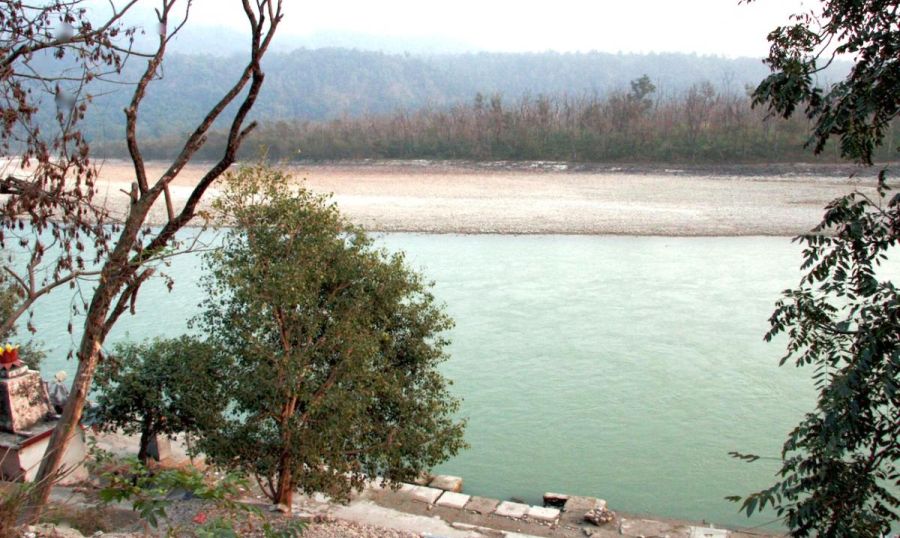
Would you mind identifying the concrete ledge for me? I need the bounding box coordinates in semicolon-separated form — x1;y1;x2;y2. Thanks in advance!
429;474;464;492
494;501;529;519
690;527;729;538
465;496;500;515
410;485;443;504
526;505;560;523
436;491;471;509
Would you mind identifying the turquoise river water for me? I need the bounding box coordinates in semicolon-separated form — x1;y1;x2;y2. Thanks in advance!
25;233;898;530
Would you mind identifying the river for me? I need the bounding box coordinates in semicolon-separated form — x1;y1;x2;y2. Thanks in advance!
26;231;895;530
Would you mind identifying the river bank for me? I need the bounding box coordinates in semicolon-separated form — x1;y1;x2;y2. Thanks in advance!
61;431;775;538
92;159;884;235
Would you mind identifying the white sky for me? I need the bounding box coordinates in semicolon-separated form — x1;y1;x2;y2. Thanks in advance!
124;0;814;58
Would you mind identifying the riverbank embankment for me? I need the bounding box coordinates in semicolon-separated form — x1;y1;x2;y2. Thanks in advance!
74;431;777;538
92;159;885;236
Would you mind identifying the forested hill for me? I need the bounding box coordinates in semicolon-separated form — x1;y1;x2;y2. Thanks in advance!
78;48;849;142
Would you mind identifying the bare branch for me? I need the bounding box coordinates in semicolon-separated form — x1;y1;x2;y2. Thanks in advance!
0;0;140;71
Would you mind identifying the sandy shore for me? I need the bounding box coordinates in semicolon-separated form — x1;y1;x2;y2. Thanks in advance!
92;159;884;236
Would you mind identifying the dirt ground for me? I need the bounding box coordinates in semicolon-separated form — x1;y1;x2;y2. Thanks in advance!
91;159;884;236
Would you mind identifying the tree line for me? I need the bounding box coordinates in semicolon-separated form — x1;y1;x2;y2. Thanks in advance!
28;47;847;146
94;77;900;164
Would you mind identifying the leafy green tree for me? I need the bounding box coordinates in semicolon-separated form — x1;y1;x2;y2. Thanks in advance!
193;164;466;509
92;336;229;462
731;1;899;535
628;74;656;111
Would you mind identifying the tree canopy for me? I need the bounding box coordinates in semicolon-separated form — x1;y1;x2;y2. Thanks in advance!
92;336;229;462
193;164;466;509
746;0;899;165
732;1;899;535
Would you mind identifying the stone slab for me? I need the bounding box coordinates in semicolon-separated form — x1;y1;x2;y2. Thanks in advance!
410;485;443;504
428;474;463;492
465;496;500;514
494;501;529;519
690;526;729;538
527;505;561;522
543;492;569;507
435;491;471;509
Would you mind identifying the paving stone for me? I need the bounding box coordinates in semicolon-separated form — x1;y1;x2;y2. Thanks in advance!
436;491;471;509
465;496;500;514
410;485;443;504
527;505;560;522
428;474;464;492
689;526;729;538
494;500;529;519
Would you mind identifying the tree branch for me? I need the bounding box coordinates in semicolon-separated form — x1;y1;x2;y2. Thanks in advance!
0;0;140;71
138;0;282;257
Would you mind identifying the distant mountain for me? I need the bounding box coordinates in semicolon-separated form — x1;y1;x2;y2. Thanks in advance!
165;27;476;55
127;23;476;56
67;47;849;143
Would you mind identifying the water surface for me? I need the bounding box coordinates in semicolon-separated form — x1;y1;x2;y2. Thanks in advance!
29;233;886;529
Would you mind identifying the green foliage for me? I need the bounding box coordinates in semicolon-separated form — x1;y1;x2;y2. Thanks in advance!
92;336;230;462
732;2;899;535
733;183;900;535
745;0;899;165
88;443;263;535
628;74;656;111
193;163;466;505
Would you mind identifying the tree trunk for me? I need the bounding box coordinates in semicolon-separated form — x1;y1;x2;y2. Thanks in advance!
26;333;104;520
273;396;298;511
26;229;139;521
21;0;281;520
137;422;153;463
275;462;293;510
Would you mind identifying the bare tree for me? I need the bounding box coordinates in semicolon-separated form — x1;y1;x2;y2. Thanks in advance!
10;0;284;519
1;0;141;338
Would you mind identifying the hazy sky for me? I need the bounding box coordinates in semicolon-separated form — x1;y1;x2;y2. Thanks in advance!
124;0;812;57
